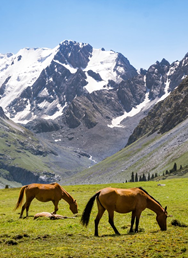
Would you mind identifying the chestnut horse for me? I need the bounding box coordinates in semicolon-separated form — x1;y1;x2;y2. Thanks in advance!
81;187;167;236
14;182;78;218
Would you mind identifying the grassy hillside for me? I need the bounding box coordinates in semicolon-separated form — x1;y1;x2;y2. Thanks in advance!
65;117;188;184
0;117;55;188
0;179;188;257
0;114;95;188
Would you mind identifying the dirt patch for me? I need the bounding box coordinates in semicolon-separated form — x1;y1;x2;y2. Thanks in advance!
171;219;188;227
5;239;18;245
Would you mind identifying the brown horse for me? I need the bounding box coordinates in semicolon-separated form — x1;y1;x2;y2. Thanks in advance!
81;187;167;236
14;182;78;218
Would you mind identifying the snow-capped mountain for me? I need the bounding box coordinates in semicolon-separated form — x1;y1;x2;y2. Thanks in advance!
1;40;188;186
0;40;137;124
1;40;188;163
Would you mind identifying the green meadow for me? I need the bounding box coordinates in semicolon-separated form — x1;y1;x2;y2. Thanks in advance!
0;179;188;257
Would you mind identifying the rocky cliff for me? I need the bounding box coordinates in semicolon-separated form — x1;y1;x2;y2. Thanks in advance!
127;76;188;145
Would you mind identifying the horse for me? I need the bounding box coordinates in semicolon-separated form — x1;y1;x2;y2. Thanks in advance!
81;187;167;236
14;182;78;218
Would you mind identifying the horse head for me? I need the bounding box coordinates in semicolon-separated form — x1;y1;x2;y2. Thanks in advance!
156;206;168;231
70;199;78;214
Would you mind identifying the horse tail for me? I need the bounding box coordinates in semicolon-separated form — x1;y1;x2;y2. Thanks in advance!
14;185;28;210
81;191;100;227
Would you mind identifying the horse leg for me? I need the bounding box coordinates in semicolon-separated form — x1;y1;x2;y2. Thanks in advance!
20;203;26;218
52;200;59;214
94;201;105;236
108;211;120;235
25;201;32;217
20;197;34;218
130;210;136;232
135;212;141;233
25;196;35;217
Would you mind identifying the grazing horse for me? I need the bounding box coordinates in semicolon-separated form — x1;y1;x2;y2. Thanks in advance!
81;187;167;236
14;182;78;218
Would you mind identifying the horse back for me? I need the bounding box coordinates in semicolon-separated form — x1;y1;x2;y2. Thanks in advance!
99;187;147;213
25;183;62;201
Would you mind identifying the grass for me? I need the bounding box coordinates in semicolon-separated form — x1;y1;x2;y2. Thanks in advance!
69;123;188;185
0;118;52;172
0;119;56;188
0;179;188;257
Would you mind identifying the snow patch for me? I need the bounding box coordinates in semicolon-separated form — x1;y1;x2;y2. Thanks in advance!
89;155;97;165
0;46;58;111
84;49;121;93
108;92;150;128
54;139;61;142
156;67;174;103
53;59;77;73
38;88;49;98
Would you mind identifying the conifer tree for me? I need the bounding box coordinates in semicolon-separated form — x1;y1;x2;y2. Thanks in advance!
131;172;135;182
173;162;177;171
135;173;138;182
143;174;146;181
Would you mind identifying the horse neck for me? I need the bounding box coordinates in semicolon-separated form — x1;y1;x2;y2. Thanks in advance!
146;197;164;215
61;187;74;204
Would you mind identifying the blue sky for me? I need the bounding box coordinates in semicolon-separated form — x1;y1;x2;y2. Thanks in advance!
1;0;188;69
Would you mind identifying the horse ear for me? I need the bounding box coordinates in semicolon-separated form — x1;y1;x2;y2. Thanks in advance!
164;206;167;212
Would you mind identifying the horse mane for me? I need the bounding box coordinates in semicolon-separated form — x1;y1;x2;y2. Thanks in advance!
51;183;71;197
58;184;75;201
138;187;162;207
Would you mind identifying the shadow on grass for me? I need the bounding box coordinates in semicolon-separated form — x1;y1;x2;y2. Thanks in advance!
100;229;146;237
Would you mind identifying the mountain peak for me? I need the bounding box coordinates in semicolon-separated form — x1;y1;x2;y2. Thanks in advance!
1;39;188;128
59;40;91;49
160;58;170;66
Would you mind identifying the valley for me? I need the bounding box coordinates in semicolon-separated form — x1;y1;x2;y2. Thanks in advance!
0;40;188;187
